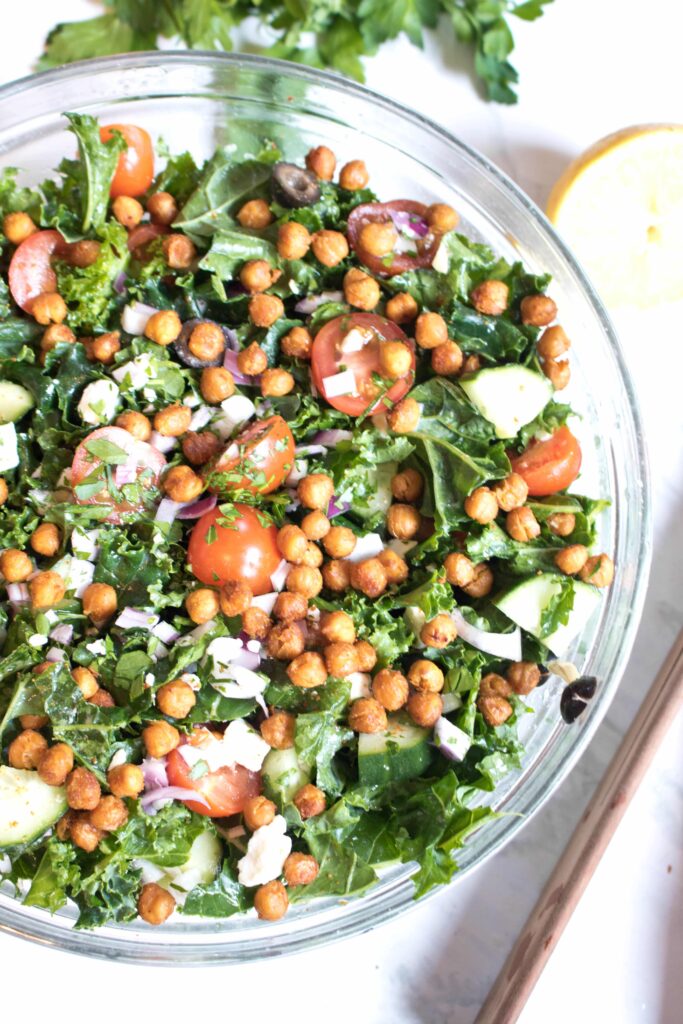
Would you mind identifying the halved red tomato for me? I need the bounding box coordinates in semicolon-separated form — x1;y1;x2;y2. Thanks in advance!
347;200;442;277
127;223;170;260
311;312;415;417
71;426;167;523
8;229;68;313
510;426;582;496
188;502;281;594
203;415;295;495
166;731;261;818
100;123;155;198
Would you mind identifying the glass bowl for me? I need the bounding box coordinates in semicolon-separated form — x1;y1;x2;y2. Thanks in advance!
0;52;651;964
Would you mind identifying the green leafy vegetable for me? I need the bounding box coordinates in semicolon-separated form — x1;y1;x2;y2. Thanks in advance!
65;113;127;233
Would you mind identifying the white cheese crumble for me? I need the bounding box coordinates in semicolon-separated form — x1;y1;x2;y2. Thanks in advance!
50;555;96;597
348;672;372;699
322;369;357;399
77;379;120;425
387;538;417;557
0;423;19;473
112;353;155;390
434;719;472;761
108;749;128;770
213;395;255;440
71;527;101;562
339;327;370;354
345;532;384;563
85;639;107;656
28;634;48;648
431;239;449;274
237;815;292;887
178;719;270;774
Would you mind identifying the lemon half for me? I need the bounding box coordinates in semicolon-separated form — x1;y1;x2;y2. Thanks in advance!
547;124;683;308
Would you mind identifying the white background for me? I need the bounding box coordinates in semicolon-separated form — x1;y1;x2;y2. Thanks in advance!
2;2;683;1021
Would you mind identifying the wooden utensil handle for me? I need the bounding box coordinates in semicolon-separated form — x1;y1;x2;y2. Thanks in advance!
476;627;683;1024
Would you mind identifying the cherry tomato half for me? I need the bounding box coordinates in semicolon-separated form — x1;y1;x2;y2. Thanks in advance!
347;200;442;277
71;426;167;524
203;415;295;495
100;123;155;198
311;312;415;417
127;223;170;260
188;502;281;594
510;426;582;496
166;733;261;818
8;229;67;313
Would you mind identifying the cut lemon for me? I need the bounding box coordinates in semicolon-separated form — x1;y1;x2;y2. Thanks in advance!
547;124;683;308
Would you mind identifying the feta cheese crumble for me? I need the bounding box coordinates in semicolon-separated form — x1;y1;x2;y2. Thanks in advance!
237;814;292;887
77;379;120;425
0;423;19;473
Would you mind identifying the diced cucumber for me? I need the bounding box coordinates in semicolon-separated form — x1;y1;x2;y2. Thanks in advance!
163;830;222;891
262;747;310;805
358;715;433;786
493;573;601;656
0;766;67;849
0;381;34;424
461;366;552;439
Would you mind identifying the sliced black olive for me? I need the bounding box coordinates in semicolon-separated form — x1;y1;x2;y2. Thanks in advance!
172;319;229;369
572;675;597;700
271;162;321;208
560;676;598;724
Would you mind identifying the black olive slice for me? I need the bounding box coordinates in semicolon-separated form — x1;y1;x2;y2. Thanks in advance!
560;676;598;723
271;162;321;208
172;319;230;369
572;675;597;701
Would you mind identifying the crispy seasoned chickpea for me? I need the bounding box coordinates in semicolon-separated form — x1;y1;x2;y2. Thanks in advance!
38;743;73;786
154;403;192;437
319;610;355;645
32;292;67;326
470;279;509;316
506;661;541;696
385;291;419;325
547;512;576;537
281;326;312;360
306;145;336;180
237;342;268;376
537;325;570;359
579;553;614;588
344;267;380;310
261;368;295;397
354;640;377;673
322;526;356;559
277;221;311;260
324;642;359;677
55;811;75;841
8;730;48;770
492;473;529;513
377;548;409;585
277;523;308;564
249;294;284;328
29;570;66;611
462;561;494;599
112;195;143;228
298;473;334;511
260;709;295;749
267;622;305;661
243;795;277;831
188;321;226;362
274;591;308;623
407;660;444;696
82;582;117;623
431;340;463;376
185;588;220;625
415;311;448;350
116;410;152;441
478;694;513;727
156;679;196;719
0;478;7;506
310;229;349;268
349;697;387;733
19;714;48;729
240;259;276;294
286;565;323;598
480;673;512;699
3;211;37;244
30;522;60;557
554;543;588;575
460;353;481;376
147;191;178;225
507;507;541;543
67;239;101;268
322;559;351;593
407;691;443;727
284;852;319;886
72;666;99;699
85;331;121;364
420;613;457;649
182;430;221;466
66;767;101;811
464;487;498;525
387;397;420;433
163;233;196;270
163;465;204;503
70;815;103;852
144;309;182;346
386;503;421;541
521;294;557;326
359;221;397;257
542;358;571;391
287;651;327;688
254;880;288;921
380;340;412;380
427;203;459;232
107;763;144;798
138;882;176;925
0;548;32;582
339;160;369;190
200;366;235;403
219;580;253;617
350;557;388;599
444;552;475;588
301;510;330;541
242;605;271;640
294;783;326;820
142;720;180;758
88;689;115;708
391;468;423;504
237;199;272;229
372;668;409;711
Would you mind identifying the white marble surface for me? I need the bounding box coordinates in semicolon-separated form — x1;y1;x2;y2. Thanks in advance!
1;2;682;1020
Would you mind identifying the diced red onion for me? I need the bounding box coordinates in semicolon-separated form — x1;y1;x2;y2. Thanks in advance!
450;608;522;661
255;693;269;718
176;494;218;520
6;583;29;606
312;429;353;446
115;607;159;631
149;431;178;455
229;648;262;671
140;786;210;813
154;497;189;524
433;717;472;762
49;624;73;645
114;272;128;295
189;405;213;431
122;301;159;336
294;290;344;314
223;327;239;352
389;209;429;238
294;444;327;457
114;464;138;487
223;349;260;387
152;621;181;644
142;757;169;791
251;592;278;615
270;559;291;592
45;647;65;663
285;461;307;487
327;497;351;519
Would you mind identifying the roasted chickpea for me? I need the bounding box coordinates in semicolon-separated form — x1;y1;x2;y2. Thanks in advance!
284;852;319;886
254;880;288;921
387;396;420;433
492;473;529;513
460;353;481;376
261;368;295;397
38;743;74;786
301;510;330;541
359;221;397;258
66;767;101;811
339;160;369;190
147;191;178;225
379;340;412;380
319;610;355;646
464;487;498;525
107;763;145;798
30;522;60;557
324;642;359;678
277;221;311;260
310;229;350;268
431;340;463;376
348;697;387;734
281;326;312;360
507;507;541;543
249;293;284;328
188;321;225;362
82;582;117;623
70;816;103;852
19;714;49;729
391;468;423;504
427;203;459;232
0;548;32;582
462;561;494;598
85;331;121;364
67;240;101;268
237;342;268;376
354;640;377;673
0;478;7;505
143;720;180;758
156;679;196;719
415;311;447;350
116;410;152;441
377;548;409;585
470;279;509;316
182;430;221;466
322;559;351;593
3;211;36;244
322;526;356;559
420;613;457;649
287;651;327;689
138;882;176;925
385;291;418;325
286;565;323;599
8;730;48;770
260;710;295;749
386;503;421;541
242;605;272;640
267;622;305;661
72;666;99;700
276;523;307;564
408;659;445;694
444;552;475;588
163;234;196;270
163;465;204;503
243;795;277;831
547;512;576;537
112;195;143;228
478;694;513;727
407;690;443;727
88;689;116;708
372;668;409;711
344;267;380;310
297;473;334;511
219;580;253;617
273;591;308;623
350;557;388;599
306;145;336;180
144;309;182;346
480;673;512;700
185;588;219;625
240;259;277;294
293;783;326;820
153;403;192;438
39;324;74;356
537;325;571;360
579;553;614;588
521;294;557;327
506;661;541;696
32;292;67;326
200;366;235;403
542;358;571;391
554;543;588;575
237;199;272;229
55;811;75;842
29;570;66;611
